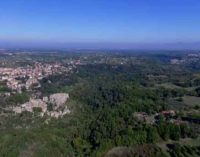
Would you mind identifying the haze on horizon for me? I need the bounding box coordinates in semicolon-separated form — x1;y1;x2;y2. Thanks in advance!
0;0;200;49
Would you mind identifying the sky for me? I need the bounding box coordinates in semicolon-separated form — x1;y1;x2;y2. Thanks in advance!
0;0;200;49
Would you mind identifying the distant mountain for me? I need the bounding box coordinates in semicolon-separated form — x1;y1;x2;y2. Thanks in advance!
0;40;200;50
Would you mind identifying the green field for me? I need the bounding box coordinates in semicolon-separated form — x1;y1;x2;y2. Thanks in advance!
156;83;182;89
183;96;200;106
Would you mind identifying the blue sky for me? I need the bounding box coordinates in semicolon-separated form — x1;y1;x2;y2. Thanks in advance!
0;0;200;48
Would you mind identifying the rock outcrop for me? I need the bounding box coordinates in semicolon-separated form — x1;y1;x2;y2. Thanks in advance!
49;93;69;109
12;93;70;118
13;99;47;116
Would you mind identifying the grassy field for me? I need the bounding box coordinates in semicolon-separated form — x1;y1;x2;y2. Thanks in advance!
157;137;200;157
156;83;182;89
156;82;200;91
183;96;200;106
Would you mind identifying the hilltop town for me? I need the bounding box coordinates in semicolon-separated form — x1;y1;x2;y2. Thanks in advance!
0;62;73;93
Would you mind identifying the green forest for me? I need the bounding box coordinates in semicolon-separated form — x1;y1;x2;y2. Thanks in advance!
0;52;200;157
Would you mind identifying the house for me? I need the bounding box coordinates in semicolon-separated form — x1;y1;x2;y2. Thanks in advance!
160;110;176;117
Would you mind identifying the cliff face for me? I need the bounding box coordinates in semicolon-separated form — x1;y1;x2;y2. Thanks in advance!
12;93;70;118
12;99;47;115
49;93;69;109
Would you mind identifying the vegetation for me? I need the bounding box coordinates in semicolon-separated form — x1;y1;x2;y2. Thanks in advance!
0;51;200;157
6;92;30;105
